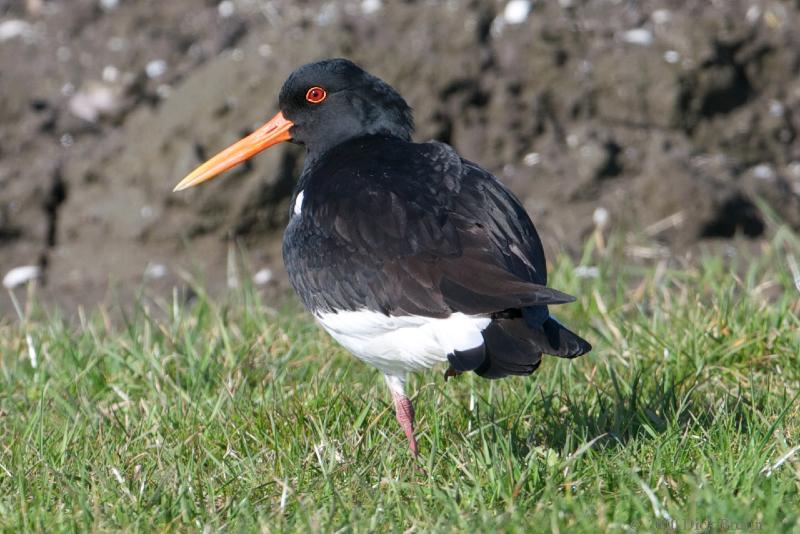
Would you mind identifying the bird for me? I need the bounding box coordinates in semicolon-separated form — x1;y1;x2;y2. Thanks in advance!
173;58;591;457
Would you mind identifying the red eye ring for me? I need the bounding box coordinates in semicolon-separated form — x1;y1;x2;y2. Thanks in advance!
305;86;327;104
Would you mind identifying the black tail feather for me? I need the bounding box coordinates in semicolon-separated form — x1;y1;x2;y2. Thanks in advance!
532;317;592;358
475;318;542;379
447;345;486;372
473;314;591;379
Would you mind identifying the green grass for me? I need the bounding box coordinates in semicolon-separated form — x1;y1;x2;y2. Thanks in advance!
1;229;799;532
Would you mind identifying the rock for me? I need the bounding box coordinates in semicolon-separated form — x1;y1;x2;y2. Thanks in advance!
0;20;37;42
68;82;122;123
503;0;531;25
144;263;168;280
621;29;654;46
145;59;168;79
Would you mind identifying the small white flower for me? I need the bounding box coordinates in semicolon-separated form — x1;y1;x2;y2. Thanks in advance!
593;207;610;229
3;265;41;289
253;269;273;285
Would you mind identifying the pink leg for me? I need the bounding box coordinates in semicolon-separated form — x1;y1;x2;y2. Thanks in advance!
392;391;418;456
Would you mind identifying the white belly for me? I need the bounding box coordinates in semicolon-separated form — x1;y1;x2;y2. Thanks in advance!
315;309;491;375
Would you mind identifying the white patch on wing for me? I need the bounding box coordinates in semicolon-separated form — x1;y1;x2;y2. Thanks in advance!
315;309;491;375
293;190;304;216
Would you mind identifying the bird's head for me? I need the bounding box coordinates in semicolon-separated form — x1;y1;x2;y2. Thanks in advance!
173;58;413;192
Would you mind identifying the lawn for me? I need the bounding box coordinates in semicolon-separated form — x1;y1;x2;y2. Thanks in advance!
1;228;799;532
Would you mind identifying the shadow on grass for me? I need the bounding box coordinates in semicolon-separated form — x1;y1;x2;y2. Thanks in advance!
457;365;765;461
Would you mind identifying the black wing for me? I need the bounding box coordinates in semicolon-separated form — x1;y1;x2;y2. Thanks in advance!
283;136;572;317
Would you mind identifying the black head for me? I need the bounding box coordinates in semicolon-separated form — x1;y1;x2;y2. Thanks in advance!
278;59;414;158
173;58;412;191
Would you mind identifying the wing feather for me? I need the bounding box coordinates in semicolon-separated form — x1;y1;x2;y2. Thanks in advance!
282;136;571;317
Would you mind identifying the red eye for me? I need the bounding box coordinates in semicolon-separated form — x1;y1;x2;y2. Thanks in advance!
305;86;327;104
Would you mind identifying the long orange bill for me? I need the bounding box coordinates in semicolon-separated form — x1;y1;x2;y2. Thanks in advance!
173;111;294;192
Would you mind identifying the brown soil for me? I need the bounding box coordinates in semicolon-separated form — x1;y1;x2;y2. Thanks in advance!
2;0;799;316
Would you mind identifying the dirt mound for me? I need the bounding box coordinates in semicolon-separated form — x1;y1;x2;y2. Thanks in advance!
2;0;799;315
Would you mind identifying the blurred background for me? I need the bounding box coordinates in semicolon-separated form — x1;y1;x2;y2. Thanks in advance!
2;0;799;316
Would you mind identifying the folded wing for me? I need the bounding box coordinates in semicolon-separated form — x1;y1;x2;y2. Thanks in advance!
283;137;573;317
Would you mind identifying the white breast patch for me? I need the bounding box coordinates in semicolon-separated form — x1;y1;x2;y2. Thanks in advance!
293;190;304;216
315;309;491;375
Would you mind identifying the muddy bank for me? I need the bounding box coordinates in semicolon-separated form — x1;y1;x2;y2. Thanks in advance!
1;0;799;315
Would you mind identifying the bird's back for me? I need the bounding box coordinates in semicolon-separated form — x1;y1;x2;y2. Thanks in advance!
283;134;552;316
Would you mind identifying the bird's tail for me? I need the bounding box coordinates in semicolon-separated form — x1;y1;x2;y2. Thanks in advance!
527;316;592;358
462;312;591;380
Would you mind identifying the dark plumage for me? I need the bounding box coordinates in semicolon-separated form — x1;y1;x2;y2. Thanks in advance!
283;135;572;316
174;58;591;457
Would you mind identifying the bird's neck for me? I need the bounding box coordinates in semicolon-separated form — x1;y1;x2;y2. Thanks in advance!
302;132;408;170
294;134;413;199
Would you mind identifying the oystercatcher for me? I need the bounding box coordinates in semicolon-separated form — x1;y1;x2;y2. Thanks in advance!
174;58;591;456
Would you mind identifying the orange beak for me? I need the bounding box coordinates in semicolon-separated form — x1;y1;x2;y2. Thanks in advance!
173;111;294;192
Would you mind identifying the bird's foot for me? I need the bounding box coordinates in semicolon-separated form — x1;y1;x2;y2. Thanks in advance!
392;391;418;457
444;366;463;382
